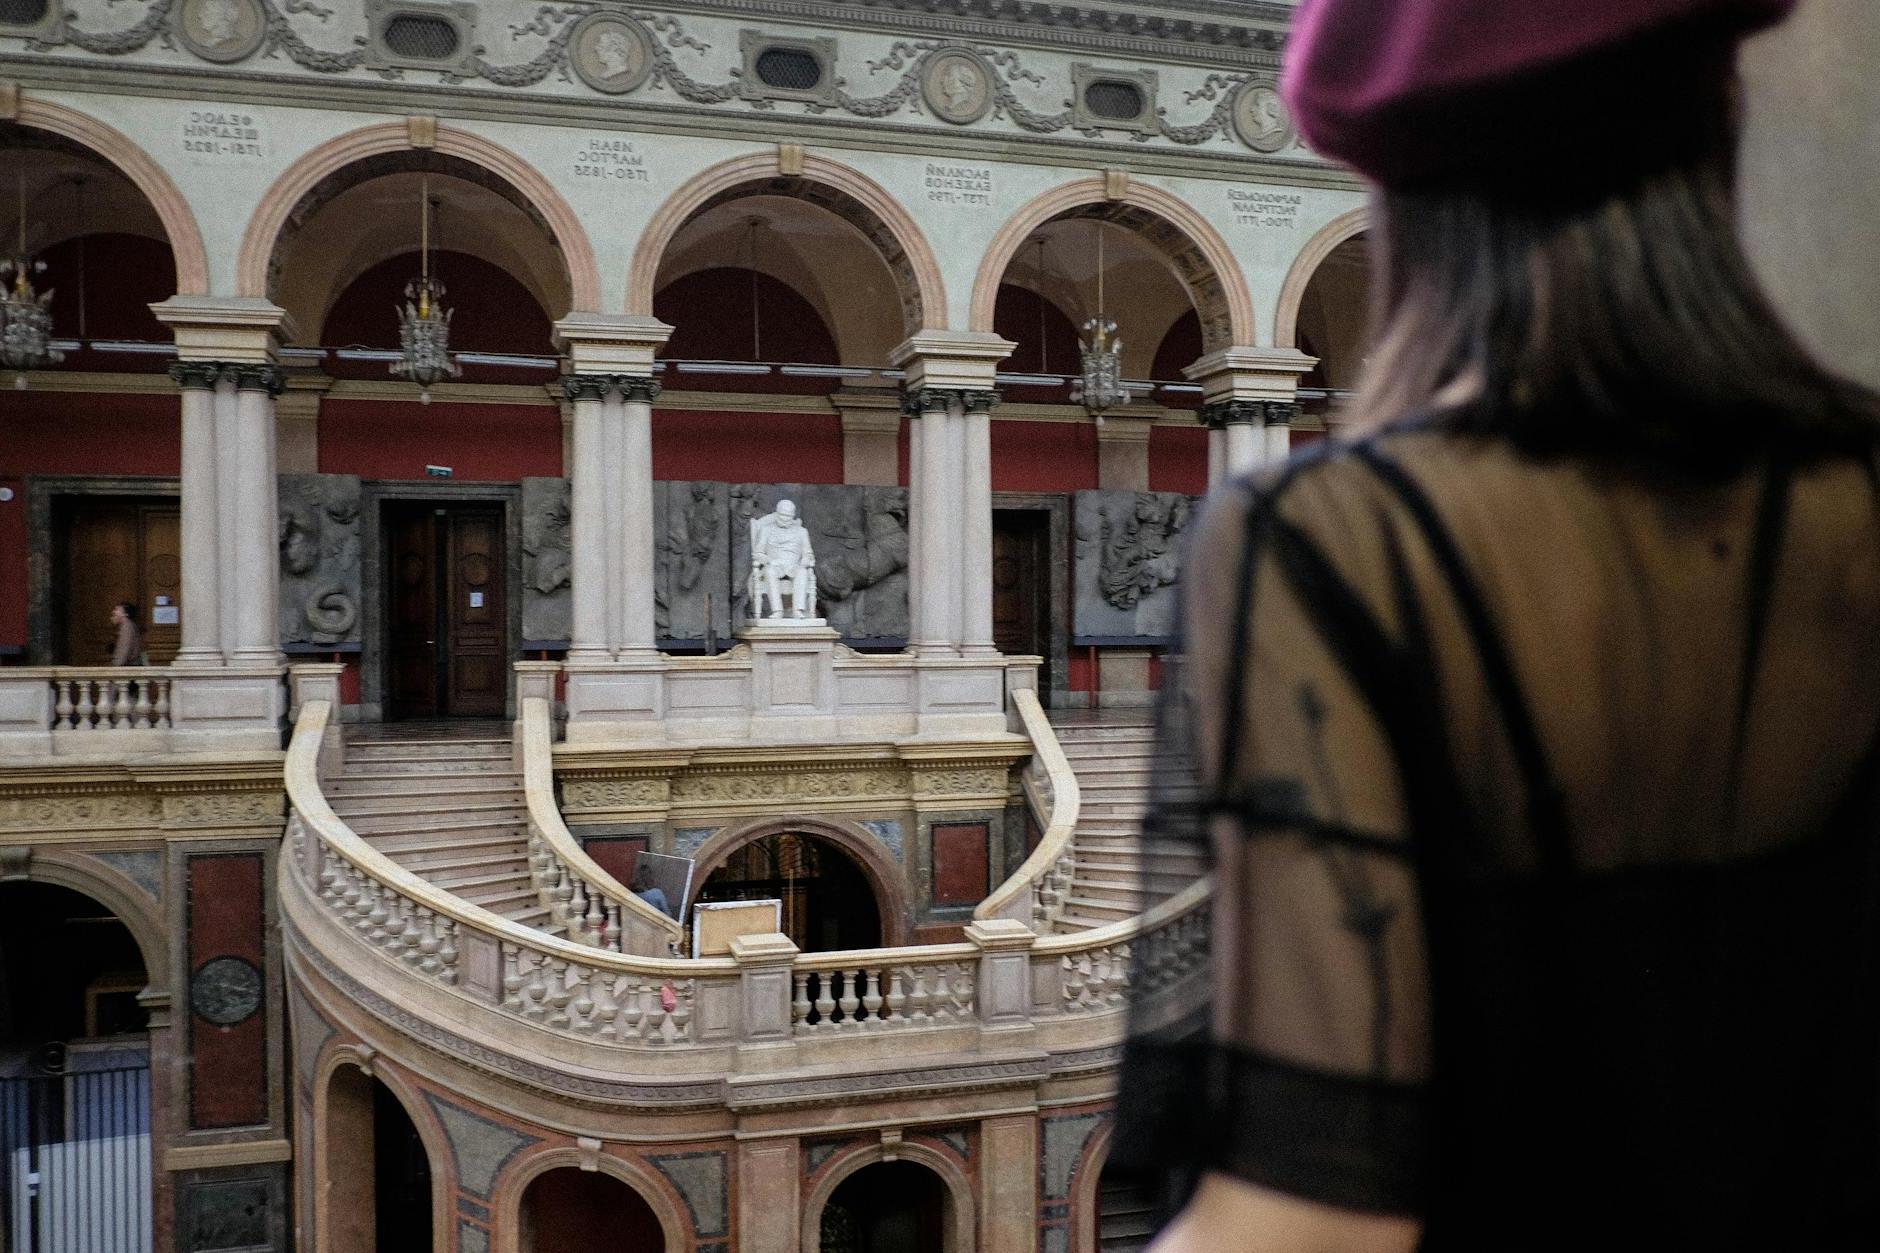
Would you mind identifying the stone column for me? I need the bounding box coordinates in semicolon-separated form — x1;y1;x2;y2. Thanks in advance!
168;363;223;665
273;373;327;475
1205;424;1227;489
902;391;929;647
562;377;611;660
907;387;958;655
891;331;1015;658
1096;406;1159;492
959;389;999;655
1185;345;1317;476
228;366;285;666
151;296;293;669
617;378;660;657
1264;400;1296;462
980;1114;1039;1253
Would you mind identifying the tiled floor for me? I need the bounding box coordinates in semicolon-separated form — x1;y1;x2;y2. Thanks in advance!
347;718;511;743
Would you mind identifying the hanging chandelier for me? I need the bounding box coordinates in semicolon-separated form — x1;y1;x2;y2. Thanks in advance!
391;176;459;402
1068;219;1130;419
1;173;62;388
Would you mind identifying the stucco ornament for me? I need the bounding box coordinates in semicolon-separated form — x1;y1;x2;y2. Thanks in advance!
748;500;820;622
1232;78;1295;153
922;48;995;124
177;0;267;63
569;12;656;95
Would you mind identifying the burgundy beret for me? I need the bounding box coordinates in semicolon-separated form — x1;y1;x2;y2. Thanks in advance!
1281;0;1796;188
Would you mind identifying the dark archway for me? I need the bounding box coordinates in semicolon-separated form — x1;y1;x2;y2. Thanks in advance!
820;1160;949;1253
0;881;149;1050
520;1166;665;1253
322;1065;434;1253
322;248;554;386
694;831;883;953
655;266;842;395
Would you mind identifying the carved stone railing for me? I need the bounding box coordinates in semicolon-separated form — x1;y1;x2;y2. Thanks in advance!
283;693;1209;1076
975;687;1081;928
286;698;727;1051
0;665;286;756
790;944;980;1035
517;692;682;956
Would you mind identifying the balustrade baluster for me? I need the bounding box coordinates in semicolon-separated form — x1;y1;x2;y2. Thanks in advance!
152;680;171;727
668;986;692;1043
929;966;953;1022
52;680;72;730
621;984;645;1038
906;968;931;1022
813;971;837;1030
951;963;975;1016
837;969;861;1027
501;945;525;1011
792;972;812;1034
72;680;97;730
592;976;620;1041
548;962;575;1027
99;679;120;729
861;969;883;1027
416;907;441;974
130;681;153;729
885;969;906;1023
437;919;459;984
1063;954;1088;1009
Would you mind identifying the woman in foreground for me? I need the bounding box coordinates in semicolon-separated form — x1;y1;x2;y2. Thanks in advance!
1119;0;1880;1247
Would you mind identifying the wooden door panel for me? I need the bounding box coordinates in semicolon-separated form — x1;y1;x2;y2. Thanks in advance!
63;503;138;665
446;510;505;717
991;512;1047;660
140;507;182;665
386;508;439;718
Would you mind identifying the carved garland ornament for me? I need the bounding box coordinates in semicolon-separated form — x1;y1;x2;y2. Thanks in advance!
26;3;1295;153
0;793;163;833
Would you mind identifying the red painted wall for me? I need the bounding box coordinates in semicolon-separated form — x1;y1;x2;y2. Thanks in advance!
318;399;561;480
1149;425;1208;495
653;410;843;484
0;389;180;649
991;420;1098;493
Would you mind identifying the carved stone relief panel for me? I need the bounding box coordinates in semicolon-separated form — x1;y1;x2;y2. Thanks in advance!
520;476;572;644
729;483;909;641
278;474;362;648
656;481;731;642
1072;490;1197;641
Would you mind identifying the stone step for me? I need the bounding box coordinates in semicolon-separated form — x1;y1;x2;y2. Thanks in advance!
345;737;512;755
339;809;529;837
1060;894;1140;918
418;866;532;895
326;776;522;800
331;794;526;820
364;829;528;858
459;884;544;914
342;757;517;777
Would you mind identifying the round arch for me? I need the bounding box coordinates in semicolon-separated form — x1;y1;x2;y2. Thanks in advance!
491;1146;690;1253
6;851;172;997
627;152;947;337
971;178;1256;353
687;816;911;949
312;1050;450;1253
1273;206;1369;349
803;1141;978;1253
1073;1121;1114;1253
236;122;600;312
13;99;209;295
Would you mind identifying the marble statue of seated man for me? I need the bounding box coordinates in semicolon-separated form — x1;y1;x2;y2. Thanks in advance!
750;499;818;620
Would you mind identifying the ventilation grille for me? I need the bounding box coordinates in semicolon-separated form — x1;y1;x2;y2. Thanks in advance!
383;13;461;61
754;47;823;92
0;0;48;26
1084;80;1146;122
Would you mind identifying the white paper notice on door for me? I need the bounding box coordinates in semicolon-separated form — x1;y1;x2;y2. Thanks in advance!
152;606;180;625
469;592;484;608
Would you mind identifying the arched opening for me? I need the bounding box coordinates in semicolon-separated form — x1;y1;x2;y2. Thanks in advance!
321;1064;435;1253
0;881;153;1249
518;1166;665;1253
1090;1155;1156;1253
694;830;882;953
820;1160;952;1253
1292;232;1371;438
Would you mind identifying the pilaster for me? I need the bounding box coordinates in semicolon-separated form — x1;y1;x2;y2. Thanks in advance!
1094;405;1161;492
836;388;904;487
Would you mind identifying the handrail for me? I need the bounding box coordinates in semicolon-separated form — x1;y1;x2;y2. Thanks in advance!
285;698;720;979
1030;876;1211;956
975;687;1080;926
519;696;682;956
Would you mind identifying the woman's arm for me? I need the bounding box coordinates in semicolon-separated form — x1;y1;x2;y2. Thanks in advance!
1151;1173;1422;1253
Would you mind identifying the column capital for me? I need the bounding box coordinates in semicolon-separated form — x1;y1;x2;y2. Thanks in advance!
562;374;662;404
900;386;1002;417
1264;400;1297;428
167;361;225;390
231;364;285;395
1198;398;1267;430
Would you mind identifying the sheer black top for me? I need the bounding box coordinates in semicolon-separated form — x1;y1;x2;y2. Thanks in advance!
1118;428;1880;1248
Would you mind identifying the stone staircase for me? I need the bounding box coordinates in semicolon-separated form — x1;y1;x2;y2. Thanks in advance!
326;736;556;933
1097;1176;1158;1251
1049;717;1206;933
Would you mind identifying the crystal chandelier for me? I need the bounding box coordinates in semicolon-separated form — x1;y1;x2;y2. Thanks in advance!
1;174;61;388
1068;220;1130;419
390;177;459;403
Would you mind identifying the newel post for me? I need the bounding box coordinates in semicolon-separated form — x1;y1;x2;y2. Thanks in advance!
731;932;801;1062
287;662;345;783
967;917;1038;1044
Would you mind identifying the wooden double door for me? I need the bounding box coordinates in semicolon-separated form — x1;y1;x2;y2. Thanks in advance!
991;508;1050;660
55;496;182;666
384;503;508;719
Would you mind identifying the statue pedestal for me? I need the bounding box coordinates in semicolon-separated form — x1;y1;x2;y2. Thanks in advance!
736;621;843;741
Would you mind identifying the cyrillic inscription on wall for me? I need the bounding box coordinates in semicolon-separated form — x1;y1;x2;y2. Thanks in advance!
574;137;651;183
180;107;269;162
925;162;993;206
1228;188;1301;229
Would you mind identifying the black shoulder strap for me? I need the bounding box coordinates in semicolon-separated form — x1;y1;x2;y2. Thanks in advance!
1720;458;1794;843
1348;443;1576;877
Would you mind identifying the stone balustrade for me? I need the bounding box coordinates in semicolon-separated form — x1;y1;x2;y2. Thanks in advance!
976;686;1081;928
0;665;286;756
283;690;1209;1078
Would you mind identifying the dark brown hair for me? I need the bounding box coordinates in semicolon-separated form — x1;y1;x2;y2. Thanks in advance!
1355;110;1880;476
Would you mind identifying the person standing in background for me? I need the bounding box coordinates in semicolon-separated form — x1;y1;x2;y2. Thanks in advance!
109;602;144;667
